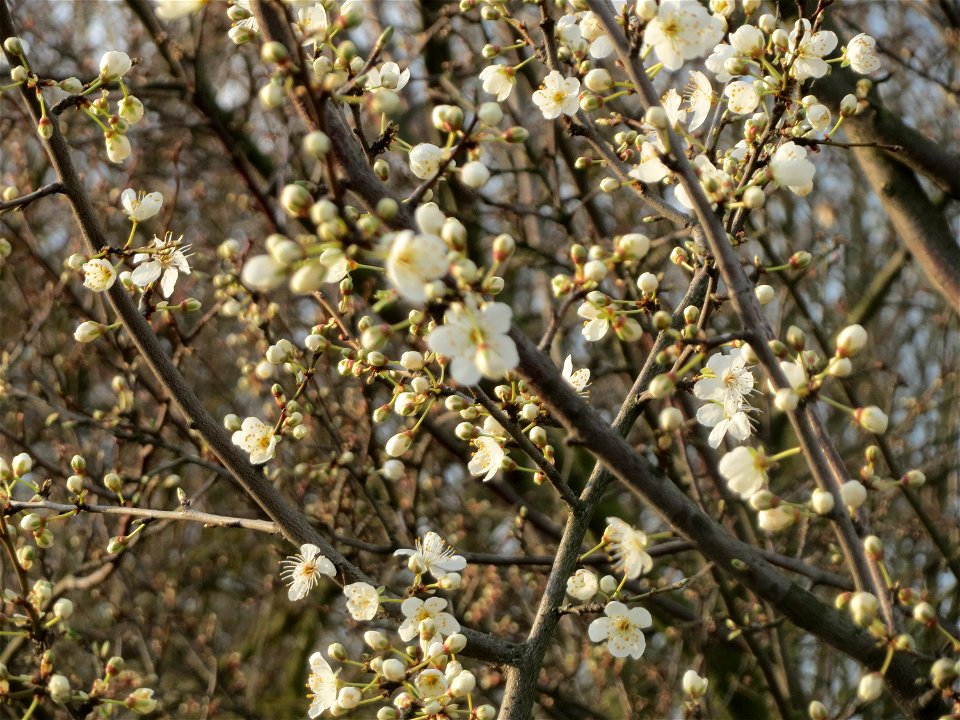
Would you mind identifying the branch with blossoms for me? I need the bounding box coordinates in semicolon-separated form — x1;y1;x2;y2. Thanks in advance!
0;0;957;719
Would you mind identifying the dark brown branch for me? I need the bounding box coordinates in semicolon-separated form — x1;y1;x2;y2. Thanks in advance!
0;182;63;213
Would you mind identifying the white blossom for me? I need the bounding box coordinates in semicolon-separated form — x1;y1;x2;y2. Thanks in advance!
577;301;615;341
240;254;286;292
468;435;505;482
398;596;460;641
409;143;446;179
588;601;652;659
82;258;117;292
427;299;518;385
121;189;163;222
105;133;131;163
718;446;768;499
343;582;379;621
364;61;409;91
280;544;336;601
131;235;191;297
394;531;467;579
99;51;132;81
479;64;515;101
566;568;599;601
770;141;816;193
685;70;713;131
155;0;207;20
846;33;880;74
705;43;737;82
385;230;449;302
694;352;755;414
788;19;838;81
645;0;726;71
757;506;798;532
729;24;764;57
604;517;653;579
697;401;753;448
532;71;580;120
231;416;278;464
562;355;591;394
724;80;760;115
307;653;338;718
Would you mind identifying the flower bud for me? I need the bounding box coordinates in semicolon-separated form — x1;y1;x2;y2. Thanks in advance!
649;374;675;399
808;700;828;720
854;406;888;434
645;106;669;129
20;513;43;532
930;657;959;689
53;598;74;620
849;591;878;626
337;687;361;709
11;453;32;477
863;535;884;560
682;670;708;699
637;272;658;294
381;658;406;681
836;324;867;357
840;480;867;509
902;470;925;488
599;575;618;594
809;488;835;515
857;672;883;703
104;472;122;493
659;407;683;432
840;94;858;117
743;186;765;209
754;284;775;305
912;601;936;626
74;320;107;343
48;674;71;704
385;432;412;457
451;670;476;696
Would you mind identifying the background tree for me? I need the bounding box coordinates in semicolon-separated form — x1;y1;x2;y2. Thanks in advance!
0;0;957;719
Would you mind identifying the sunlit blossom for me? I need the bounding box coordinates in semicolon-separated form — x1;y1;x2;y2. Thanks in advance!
588;601;652;659
280;544;336;601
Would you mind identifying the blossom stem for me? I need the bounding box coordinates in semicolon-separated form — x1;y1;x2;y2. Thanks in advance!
125;222;138;249
409;398;436;433
676;352;704;380
879;645;895;675
877;560;894;589
578;541;606;563
767;447;802;463
825;116;845;140
759;57;783;83
819;395;854;415
21;696;39;720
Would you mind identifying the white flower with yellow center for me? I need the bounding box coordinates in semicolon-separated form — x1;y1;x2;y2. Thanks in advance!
231;416;278;465
684;70;714;132
394;531;467;579
694;352;755;414
588;601;652;659
121;189;163;222
343;582;379;621
307;652;338;718
479;64;516;102
468;436;505;483
131;234;191;298
724;80;760;115
385;230;449;303
697;401;753;448
845;33;880;74
577;301;616;342
398;596;460;642
280;544;336;601
604;517;653;579
787;19;838;81
718;445;768;499
427;299;519;386
770;141;816;194
562;355;591;395
414;669;448;699
82;258;117;292
645;0;726;71
566;568;599;601
532;71;580;120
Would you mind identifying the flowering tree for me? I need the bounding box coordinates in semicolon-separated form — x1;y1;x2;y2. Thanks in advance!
0;0;957;718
